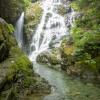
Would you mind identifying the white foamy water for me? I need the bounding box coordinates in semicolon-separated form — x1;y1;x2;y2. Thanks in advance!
14;12;24;47
29;0;74;61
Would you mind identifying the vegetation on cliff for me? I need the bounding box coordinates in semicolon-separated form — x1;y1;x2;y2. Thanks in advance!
0;0;31;24
69;0;100;77
24;2;43;46
54;0;100;80
0;18;15;62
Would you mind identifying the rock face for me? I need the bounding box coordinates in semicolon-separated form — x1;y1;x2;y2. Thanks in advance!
0;18;15;62
0;0;30;24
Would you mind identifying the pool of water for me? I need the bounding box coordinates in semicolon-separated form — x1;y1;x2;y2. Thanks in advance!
30;63;100;100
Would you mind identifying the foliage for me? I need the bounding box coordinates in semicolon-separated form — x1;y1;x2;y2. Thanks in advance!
24;2;43;43
6;48;35;87
0;19;15;62
23;0;31;7
25;2;42;25
0;0;31;24
70;0;100;74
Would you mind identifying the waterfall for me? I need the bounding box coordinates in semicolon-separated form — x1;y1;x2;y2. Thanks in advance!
29;0;75;61
14;12;24;47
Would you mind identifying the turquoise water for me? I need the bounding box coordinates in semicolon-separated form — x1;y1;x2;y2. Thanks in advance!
30;63;100;100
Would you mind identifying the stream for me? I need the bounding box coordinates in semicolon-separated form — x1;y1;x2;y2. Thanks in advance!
26;63;100;100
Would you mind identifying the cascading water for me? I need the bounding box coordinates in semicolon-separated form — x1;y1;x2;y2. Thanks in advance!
21;1;100;100
29;0;75;61
14;12;24;47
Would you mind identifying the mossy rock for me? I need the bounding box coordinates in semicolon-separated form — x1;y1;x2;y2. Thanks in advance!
58;5;68;16
0;18;15;62
24;2;43;46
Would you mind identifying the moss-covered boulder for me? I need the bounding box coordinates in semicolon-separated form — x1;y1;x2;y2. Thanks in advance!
36;51;59;65
37;49;61;70
36;52;50;64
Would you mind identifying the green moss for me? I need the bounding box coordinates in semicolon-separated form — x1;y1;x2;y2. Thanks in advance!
0;19;15;62
5;50;37;89
24;2;43;42
70;1;79;11
23;0;31;8
58;5;67;16
68;0;100;76
49;55;59;65
7;51;33;80
23;76;36;87
7;24;15;33
25;2;42;23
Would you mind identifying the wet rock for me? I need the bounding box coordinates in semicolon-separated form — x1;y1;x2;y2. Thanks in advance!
36;52;50;63
37;50;61;66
